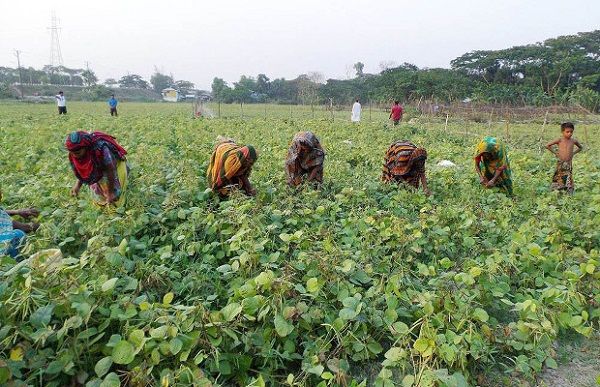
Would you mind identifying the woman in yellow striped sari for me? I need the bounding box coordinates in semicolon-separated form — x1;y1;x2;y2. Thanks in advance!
207;138;258;197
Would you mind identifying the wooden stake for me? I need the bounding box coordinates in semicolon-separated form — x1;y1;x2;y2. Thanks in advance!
538;110;549;152
444;113;449;133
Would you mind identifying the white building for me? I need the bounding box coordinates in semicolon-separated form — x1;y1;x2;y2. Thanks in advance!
161;87;179;102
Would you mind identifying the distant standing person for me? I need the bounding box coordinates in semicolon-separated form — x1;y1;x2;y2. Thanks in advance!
545;122;583;194
389;100;403;125
351;99;361;122
55;91;67;115
108;94;118;116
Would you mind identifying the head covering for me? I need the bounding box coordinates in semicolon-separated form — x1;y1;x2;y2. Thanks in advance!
383;141;427;177
287;132;324;167
475;136;513;195
207;141;258;190
65;131;127;184
476;136;503;158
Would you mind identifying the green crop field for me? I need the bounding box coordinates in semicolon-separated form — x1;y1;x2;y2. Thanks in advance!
0;102;599;386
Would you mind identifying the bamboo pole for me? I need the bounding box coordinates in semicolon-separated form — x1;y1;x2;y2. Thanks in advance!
538;110;549;152
444;113;449;133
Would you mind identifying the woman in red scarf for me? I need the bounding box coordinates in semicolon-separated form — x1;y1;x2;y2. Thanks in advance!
65;131;129;206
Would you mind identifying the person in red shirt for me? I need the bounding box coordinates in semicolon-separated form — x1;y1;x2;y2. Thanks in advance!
389;100;403;125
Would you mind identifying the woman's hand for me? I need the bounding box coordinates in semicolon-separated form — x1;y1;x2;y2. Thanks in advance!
23;222;40;233
479;175;488;185
19;208;39;218
106;192;118;204
485;179;496;188
71;182;81;197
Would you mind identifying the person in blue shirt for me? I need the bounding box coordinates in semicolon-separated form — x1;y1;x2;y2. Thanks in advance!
108;95;118;116
0;189;39;260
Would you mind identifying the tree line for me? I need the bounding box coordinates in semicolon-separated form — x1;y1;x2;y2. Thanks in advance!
1;30;598;110
0;65;198;99
210;30;600;111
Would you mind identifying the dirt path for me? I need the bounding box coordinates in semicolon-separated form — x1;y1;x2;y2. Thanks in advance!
537;333;600;387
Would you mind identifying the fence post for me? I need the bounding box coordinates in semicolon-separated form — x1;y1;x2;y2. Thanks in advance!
537;110;549;152
218;102;221;118
444;113;449;133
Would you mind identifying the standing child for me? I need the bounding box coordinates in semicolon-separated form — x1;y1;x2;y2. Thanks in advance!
108;94;118;116
545;122;583;194
389;100;403;125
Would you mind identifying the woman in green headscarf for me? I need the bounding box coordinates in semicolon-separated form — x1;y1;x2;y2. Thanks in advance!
474;136;513;195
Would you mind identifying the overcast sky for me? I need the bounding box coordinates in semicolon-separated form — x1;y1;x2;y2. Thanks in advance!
1;0;599;90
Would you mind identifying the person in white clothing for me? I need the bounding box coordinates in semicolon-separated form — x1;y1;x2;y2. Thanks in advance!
55;91;67;115
351;99;361;122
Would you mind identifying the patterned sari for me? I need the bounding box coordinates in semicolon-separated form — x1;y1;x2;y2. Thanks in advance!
285;132;325;187
382;141;427;189
66;131;129;206
207;140;257;196
475;137;513;195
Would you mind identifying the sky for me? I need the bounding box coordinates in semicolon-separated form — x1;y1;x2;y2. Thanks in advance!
1;0;599;90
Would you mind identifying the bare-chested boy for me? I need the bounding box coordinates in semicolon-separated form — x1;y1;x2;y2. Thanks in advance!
545;122;583;194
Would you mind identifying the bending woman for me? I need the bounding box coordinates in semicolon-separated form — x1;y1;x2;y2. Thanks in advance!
0;190;39;259
66;131;129;206
285;131;325;187
475;136;513;195
382;140;430;195
207;138;258;197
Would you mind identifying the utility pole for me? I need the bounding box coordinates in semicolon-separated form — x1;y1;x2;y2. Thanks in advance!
14;49;24;98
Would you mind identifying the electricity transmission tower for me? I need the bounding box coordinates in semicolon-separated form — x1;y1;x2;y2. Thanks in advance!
48;10;64;67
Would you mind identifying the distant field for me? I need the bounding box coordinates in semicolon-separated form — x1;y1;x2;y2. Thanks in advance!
0;102;598;386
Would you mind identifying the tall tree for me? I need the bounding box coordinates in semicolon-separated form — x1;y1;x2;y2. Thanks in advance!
81;69;98;86
174;80;195;94
353;62;365;77
256;74;271;96
104;78;118;87
150;71;174;92
211;77;231;102
118;74;149;89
